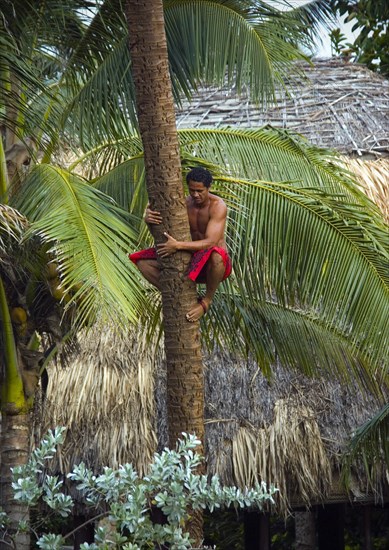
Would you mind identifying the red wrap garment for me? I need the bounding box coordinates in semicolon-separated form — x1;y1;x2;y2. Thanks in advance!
129;246;232;282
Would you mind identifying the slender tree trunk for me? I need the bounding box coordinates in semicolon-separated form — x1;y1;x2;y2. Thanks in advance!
0;279;32;549
0;413;30;550
125;0;205;543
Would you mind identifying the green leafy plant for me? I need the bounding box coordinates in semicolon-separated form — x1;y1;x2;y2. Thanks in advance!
0;428;278;549
330;0;389;74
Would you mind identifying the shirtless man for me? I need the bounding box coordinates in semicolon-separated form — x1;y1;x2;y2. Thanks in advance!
129;167;232;322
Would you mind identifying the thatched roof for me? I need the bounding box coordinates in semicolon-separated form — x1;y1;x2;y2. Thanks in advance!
35;329;158;477
36;329;388;517
344;157;389;221
176;58;389;158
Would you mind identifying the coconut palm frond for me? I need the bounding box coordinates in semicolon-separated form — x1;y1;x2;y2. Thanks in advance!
282;0;336;39
93;157;148;223
0;35;53;141
0;0;93;139
58;0;316;147
43;10;131;149
164;0;309;105
219;178;388;370
10;165;146;328
68;130;389;376
179;127;385;215
205;290;383;392
0;0;92;51
64;38;138;147
69;135;144;178
63;0;126;69
0;204;28;249
75;126;384;223
342;403;389;488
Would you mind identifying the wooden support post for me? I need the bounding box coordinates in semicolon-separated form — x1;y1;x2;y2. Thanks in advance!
362;506;372;550
244;511;270;550
318;504;345;550
295;510;316;550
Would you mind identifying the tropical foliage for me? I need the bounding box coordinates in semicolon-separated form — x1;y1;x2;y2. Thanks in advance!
330;0;389;75
1;0;388;423
342;403;389;491
1;0;334;160
2;0;373;401
1;429;277;548
87;126;389;384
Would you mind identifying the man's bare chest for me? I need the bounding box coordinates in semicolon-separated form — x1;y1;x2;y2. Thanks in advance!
187;207;210;234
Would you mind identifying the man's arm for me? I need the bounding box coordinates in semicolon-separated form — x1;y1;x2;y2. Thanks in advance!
157;202;227;257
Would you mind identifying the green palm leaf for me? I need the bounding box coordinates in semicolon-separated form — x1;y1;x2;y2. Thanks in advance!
47;0;322;149
164;0;308;103
178;127;383;206
204;292;380;391
221;177;388;370
1;0;339;152
10;165;146;328
0;33;52;142
280;0;336;42
93;156;147;221
64;38;137;148
342;403;389;487
81;129;389;378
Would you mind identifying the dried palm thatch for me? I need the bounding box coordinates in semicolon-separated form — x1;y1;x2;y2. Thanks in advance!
343;157;389;222
35;329;387;517
176;58;389;157
232;400;331;513
36;326;159;476
152;350;387;516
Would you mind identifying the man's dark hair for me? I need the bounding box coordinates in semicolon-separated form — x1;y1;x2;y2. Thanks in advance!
186;167;212;188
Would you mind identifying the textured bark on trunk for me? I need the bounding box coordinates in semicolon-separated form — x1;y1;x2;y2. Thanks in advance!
125;0;204;544
295;510;316;550
0;413;30;550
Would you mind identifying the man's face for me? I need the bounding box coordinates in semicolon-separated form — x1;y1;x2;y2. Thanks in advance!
188;180;209;206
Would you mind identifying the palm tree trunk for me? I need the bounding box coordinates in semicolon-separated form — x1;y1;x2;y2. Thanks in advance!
0;278;31;549
0;413;30;550
125;0;204;543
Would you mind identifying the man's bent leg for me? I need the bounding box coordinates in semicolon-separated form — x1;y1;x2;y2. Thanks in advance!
186;252;226;322
136;259;161;290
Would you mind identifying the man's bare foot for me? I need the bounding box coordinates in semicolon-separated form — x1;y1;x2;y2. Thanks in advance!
186;298;211;322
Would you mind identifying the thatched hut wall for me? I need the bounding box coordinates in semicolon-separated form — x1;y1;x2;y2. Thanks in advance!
344;158;389;221
36;334;387;516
